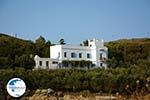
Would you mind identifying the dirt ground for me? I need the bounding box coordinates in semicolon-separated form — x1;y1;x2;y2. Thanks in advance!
22;93;150;100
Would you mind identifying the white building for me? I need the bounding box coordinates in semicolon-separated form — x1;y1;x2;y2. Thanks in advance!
34;39;108;69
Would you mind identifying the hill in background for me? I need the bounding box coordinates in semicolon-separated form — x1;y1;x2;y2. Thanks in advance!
0;33;150;69
106;38;150;68
0;33;51;69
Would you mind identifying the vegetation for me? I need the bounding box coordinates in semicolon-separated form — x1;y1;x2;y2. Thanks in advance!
83;40;88;46
0;65;149;97
1;33;149;69
62;60;93;68
0;33;150;98
59;38;66;45
106;38;150;68
0;33;51;69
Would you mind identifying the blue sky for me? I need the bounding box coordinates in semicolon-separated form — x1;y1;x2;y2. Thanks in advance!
0;0;150;44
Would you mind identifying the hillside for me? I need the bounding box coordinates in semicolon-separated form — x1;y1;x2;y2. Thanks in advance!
0;33;150;69
0;33;50;69
106;37;150;68
0;33;35;57
0;33;150;99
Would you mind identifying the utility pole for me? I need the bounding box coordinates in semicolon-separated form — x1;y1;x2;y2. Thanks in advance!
15;34;17;38
147;32;149;38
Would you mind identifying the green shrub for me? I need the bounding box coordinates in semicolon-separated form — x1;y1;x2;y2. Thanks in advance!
0;66;149;95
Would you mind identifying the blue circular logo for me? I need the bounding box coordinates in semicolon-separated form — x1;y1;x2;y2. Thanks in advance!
7;78;26;97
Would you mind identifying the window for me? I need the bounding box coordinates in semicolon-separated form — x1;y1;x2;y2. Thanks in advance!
64;52;67;57
79;53;82;58
46;61;49;67
71;52;77;58
39;61;42;66
100;49;104;51
100;53;102;60
87;53;91;58
100;63;103;66
52;61;58;64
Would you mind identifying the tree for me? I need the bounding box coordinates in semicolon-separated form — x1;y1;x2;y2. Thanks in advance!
59;38;66;45
35;36;46;57
44;40;52;57
46;40;51;46
14;54;34;69
83;40;88;46
0;56;13;69
35;36;46;45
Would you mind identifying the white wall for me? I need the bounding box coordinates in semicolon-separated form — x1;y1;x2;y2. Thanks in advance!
50;45;62;60
61;45;92;61
34;55;59;69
